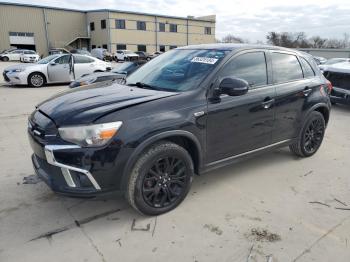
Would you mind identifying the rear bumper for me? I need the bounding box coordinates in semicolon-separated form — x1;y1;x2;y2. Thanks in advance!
330;87;350;105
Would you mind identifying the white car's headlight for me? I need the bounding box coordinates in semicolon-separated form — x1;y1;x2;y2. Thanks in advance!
58;121;123;147
11;69;24;73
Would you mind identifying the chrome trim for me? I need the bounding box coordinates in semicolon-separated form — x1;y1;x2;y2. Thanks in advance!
207;139;291;167
44;145;101;190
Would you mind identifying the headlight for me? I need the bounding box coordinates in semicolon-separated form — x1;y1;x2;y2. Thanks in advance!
11;69;24;73
79;77;97;86
58;121;123;147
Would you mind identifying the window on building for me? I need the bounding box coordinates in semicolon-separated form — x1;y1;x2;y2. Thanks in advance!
116;44;127;50
137;45;147;52
91;45;96;49
102;44;108;49
271;53;303;83
204;27;211;35
169;45;177;50
169;24;177;33
159;23;165;32
115;19;126;29
159;45;165;52
137;21;146;30
219;52;267;88
90;22;95;31
101;20;106;29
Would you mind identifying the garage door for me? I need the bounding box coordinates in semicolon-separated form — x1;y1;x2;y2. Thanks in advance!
9;32;36;51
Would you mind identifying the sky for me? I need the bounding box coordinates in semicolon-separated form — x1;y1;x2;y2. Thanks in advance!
4;0;350;42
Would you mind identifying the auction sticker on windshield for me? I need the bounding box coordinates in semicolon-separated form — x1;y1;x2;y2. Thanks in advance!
191;57;218;64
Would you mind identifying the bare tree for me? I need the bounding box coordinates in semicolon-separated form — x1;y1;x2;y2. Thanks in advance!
310;36;327;48
221;34;246;43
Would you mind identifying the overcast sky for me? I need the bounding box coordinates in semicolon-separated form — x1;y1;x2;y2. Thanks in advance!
5;0;350;42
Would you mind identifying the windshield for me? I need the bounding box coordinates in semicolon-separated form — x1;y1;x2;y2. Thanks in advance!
126;49;229;91
37;55;60;64
112;62;136;73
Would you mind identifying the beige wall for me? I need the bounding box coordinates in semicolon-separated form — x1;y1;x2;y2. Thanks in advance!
0;4;47;55
87;11;109;49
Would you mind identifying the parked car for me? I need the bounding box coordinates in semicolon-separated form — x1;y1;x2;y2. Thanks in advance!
49;48;70;55
149;51;163;59
91;48;113;61
70;49;91;56
313;56;327;65
69;60;146;88
20;50;40;63
0;49;32;61
28;44;331;215
114;50;139;61
319;58;350;71
3;54;111;87
135;51;152;61
323;62;350;105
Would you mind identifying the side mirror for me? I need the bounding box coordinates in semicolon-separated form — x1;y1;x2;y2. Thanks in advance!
219;77;249;96
49;61;58;66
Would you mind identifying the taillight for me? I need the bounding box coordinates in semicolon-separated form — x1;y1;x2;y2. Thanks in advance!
326;80;333;94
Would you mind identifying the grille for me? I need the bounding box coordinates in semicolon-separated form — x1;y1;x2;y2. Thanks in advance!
324;71;350;91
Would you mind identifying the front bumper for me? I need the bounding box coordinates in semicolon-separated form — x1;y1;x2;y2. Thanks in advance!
2;71;28;85
330;86;350;105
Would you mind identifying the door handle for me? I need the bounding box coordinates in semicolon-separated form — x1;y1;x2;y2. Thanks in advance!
303;87;312;97
261;97;275;109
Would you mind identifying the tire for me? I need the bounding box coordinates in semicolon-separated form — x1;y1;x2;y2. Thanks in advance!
3;56;9;62
28;72;46;88
289;111;325;157
126;141;194;215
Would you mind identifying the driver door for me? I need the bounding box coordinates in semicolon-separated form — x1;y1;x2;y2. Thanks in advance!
47;55;74;83
206;51;275;163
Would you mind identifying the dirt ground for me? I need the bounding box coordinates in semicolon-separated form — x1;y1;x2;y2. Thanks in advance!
0;61;350;262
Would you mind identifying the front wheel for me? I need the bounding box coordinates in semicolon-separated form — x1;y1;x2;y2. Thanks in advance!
126;141;194;215
28;72;46;88
2;56;9;62
289;111;325;157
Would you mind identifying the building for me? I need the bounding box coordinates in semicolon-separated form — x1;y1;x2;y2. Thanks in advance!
0;2;216;56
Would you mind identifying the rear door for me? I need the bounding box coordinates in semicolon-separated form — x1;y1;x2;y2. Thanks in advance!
73;55;97;78
206;50;275;163
47;55;74;83
270;51;317;142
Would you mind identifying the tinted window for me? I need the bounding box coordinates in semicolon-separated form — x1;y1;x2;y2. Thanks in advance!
55;55;70;64
137;45;146;52
24;51;35;54
90;22;95;31
115;19;125;29
102;44;107;49
74;55;94;63
219;52;267;87
271;53;303;83
159;45;165;52
300;57;315;78
137;21;146;30
116;44;126;50
205;27;211;35
159;23;165;32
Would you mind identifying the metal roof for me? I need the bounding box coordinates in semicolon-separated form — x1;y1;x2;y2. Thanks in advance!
0;1;215;22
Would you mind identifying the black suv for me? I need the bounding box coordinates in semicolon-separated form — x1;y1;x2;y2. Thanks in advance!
28;44;331;215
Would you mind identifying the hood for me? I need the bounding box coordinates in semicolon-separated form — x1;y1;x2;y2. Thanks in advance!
4;63;38;71
37;83;178;126
326;62;350;74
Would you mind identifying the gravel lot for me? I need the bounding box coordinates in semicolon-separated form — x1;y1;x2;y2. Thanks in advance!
0;61;350;262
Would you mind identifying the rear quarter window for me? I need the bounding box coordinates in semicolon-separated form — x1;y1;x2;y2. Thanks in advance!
271;53;303;83
300;57;315;78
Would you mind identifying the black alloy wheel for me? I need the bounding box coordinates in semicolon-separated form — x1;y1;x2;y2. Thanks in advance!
302;118;325;154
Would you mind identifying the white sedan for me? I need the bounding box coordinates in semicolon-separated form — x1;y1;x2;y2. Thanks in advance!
114;50;139;61
20;50;40;63
3;54;111;87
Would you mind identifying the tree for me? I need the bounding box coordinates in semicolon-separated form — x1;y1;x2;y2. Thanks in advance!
310;36;327;48
221;34;246;43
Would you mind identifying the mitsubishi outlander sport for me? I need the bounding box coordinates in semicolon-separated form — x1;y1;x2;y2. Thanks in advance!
28;44;331;215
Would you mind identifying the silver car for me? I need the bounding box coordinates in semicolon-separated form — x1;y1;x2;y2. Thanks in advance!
3;54;111;87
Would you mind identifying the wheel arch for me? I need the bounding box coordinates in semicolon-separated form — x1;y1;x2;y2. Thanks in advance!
120;130;203;191
305;103;330;125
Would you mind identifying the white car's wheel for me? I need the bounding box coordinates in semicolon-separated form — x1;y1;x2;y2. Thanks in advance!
28;72;46;88
2;56;9;62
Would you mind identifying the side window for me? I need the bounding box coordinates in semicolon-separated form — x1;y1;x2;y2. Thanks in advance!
300;57;315;78
271;53;303;83
55;55;70;64
219;52;268;88
74;55;94;64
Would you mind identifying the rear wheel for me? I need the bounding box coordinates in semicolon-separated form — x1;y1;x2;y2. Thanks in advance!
289;111;325;157
28;72;46;88
127;141;194;215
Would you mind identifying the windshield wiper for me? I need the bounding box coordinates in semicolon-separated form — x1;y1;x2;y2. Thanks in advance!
127;82;159;90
